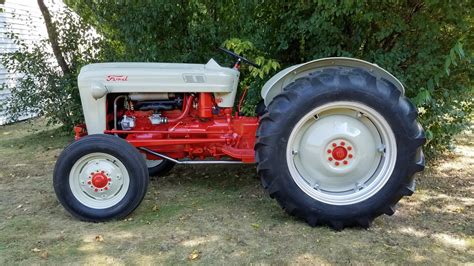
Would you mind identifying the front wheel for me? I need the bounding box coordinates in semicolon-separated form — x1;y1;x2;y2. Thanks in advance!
255;67;426;229
53;134;149;221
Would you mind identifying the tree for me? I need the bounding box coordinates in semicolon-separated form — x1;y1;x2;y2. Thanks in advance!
67;0;473;157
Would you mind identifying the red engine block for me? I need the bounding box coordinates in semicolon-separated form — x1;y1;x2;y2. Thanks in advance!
101;93;259;163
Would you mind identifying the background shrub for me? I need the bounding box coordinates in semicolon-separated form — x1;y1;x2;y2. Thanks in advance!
2;1;473;158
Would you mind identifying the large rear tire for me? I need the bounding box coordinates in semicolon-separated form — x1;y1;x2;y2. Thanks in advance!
255;67;425;229
53;134;149;222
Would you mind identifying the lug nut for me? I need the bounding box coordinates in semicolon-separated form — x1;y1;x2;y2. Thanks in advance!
348;146;352;151
340;141;345;146
349;154;353;158
335;162;340;166
328;157;333;161
343;160;348;165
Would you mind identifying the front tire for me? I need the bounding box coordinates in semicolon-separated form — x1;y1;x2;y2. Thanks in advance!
53;134;149;222
255;67;425;229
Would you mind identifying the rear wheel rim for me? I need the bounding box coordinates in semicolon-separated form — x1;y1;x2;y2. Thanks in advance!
69;152;130;209
286;101;397;205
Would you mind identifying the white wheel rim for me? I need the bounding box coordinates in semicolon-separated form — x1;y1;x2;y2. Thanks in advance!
286;101;397;205
145;159;163;168
69;152;130;209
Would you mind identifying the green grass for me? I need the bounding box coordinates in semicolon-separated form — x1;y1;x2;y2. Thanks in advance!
0;119;473;264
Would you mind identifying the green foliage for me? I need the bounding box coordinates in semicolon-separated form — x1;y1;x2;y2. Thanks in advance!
2;0;472;158
223;38;280;115
1;8;100;128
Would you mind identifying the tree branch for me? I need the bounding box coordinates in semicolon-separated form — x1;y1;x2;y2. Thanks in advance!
37;0;70;75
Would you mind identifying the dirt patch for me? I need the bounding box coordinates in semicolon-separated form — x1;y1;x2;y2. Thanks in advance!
0;119;472;264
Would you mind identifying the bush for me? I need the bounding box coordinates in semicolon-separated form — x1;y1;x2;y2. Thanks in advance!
3;1;473;158
0;6;100;128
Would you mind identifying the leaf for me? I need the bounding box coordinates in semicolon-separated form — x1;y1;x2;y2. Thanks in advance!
425;130;434;140
444;57;451;76
251;223;260;229
95;235;104;242
427;79;434;92
40;250;49;259
449;49;457;66
188;249;200;261
454;42;465;58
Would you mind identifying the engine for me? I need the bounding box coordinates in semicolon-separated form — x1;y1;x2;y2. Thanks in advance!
117;93;182;130
109;92;258;162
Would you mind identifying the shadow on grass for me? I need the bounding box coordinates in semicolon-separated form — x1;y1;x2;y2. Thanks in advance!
0;119;472;264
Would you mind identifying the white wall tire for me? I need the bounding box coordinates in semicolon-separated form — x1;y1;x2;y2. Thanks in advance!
255;67;425;229
54;134;149;221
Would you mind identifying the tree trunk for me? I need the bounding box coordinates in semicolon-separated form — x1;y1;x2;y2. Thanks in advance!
37;0;70;75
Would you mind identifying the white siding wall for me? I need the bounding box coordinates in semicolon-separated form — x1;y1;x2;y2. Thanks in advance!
0;0;60;124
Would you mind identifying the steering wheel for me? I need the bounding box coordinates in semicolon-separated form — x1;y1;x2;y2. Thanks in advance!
219;47;260;69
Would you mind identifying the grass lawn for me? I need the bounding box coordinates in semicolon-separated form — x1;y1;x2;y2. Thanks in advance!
0;119;472;264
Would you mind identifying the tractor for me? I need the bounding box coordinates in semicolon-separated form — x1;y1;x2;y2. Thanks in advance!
53;48;425;229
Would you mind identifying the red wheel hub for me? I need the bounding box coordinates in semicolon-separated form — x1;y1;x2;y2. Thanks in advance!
91;173;109;188
332;146;348;161
326;140;354;167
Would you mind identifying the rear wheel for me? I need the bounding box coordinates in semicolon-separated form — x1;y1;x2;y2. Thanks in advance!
54;134;149;221
255;67;425;229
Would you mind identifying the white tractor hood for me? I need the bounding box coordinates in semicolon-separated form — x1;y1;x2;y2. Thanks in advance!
78;59;240;134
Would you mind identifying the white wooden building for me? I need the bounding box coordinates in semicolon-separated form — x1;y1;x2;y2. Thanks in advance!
0;0;58;124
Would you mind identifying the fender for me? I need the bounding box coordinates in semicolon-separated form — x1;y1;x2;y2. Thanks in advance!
261;57;405;105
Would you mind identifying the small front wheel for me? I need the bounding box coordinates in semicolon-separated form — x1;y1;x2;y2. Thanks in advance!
53;134;149;221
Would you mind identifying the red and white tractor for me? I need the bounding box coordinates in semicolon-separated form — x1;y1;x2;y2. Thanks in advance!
53;48;425;229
